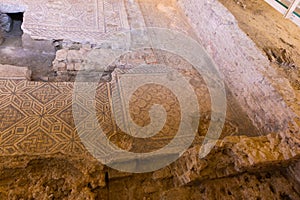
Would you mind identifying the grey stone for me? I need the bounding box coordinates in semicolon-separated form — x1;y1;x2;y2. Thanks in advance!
0;13;12;32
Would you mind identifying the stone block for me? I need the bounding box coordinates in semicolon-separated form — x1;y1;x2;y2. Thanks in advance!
56;62;66;71
74;63;82;71
82;44;92;51
0;64;31;80
67;50;83;63
55;49;68;62
0;13;12;32
67;63;75;71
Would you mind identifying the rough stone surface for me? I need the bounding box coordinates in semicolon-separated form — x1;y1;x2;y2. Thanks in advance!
161;171;299;200
218;0;300;132
0;154;298;199
177;0;299;135
0;154;108;199
171;133;300;186
0;12;12;32
0;64;31;79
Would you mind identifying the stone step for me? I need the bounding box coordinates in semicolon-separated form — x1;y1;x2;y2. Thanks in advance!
0;64;31;80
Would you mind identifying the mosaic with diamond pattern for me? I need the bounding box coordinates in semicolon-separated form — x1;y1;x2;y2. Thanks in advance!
0;80;113;155
0;50;261;156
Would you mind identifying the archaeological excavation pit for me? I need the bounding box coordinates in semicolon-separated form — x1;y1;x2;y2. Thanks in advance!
1;12;24;41
0;7;56;81
0;0;300;199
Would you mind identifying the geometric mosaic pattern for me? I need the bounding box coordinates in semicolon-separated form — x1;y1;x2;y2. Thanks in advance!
1;0;129;43
0;0;277;159
29;84;62;104
0;104;25;132
0;50;260;156
103;49;260;153
0;80;112;155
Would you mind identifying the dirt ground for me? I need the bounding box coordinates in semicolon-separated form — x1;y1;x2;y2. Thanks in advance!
219;0;300;89
218;0;300;129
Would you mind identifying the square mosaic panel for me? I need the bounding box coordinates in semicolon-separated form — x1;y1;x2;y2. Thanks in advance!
1;0;129;43
0;80;114;156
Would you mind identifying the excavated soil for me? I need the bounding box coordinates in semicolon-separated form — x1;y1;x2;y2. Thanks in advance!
219;0;300;69
0;154;299;200
0;0;300;199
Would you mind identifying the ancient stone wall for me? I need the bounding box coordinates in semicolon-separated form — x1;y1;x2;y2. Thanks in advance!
176;0;300;188
177;0;299;135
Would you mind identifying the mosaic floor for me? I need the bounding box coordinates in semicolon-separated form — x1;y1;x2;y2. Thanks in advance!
0;0;263;157
0;80;85;155
1;0;129;43
0;49;261;156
